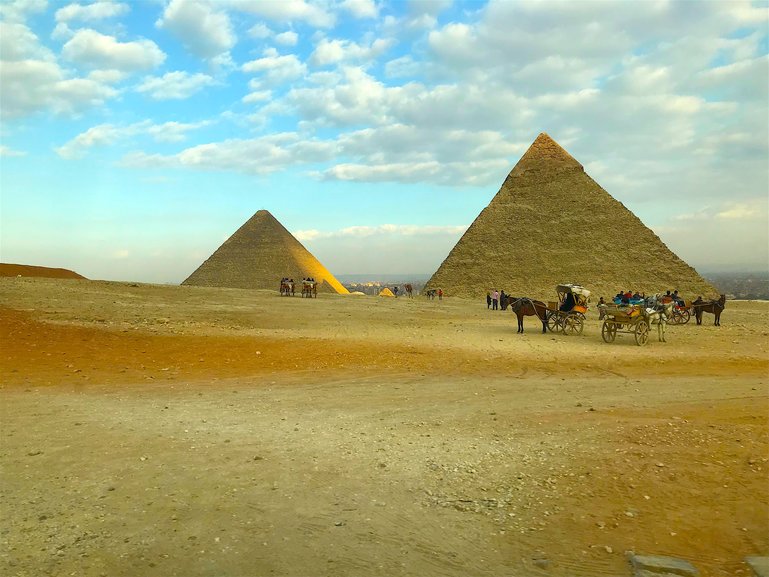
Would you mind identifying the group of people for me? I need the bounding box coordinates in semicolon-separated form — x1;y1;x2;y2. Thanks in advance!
613;290;645;305
663;290;685;306
302;277;316;283
426;288;443;300
486;290;511;310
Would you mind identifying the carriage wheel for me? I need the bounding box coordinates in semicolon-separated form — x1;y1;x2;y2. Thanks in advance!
563;313;584;336
601;320;617;343
675;309;691;324
635;320;649;346
546;311;558;333
546;312;561;333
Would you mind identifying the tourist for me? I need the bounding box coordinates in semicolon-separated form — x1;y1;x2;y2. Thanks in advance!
598;296;606;320
486;292;491;309
492;289;499;310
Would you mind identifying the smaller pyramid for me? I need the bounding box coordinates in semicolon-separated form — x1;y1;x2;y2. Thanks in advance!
183;210;349;294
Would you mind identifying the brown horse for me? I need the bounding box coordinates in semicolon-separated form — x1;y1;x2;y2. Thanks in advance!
509;297;548;333
404;283;413;298
693;294;726;326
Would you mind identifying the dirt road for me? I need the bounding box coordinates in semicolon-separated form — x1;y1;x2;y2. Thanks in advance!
1;278;767;576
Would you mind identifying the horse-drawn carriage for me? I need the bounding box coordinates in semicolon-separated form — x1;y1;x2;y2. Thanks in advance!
601;303;652;345
657;294;691;325
601;296;674;346
509;284;590;335
301;279;317;298
279;278;295;296
546;284;591;335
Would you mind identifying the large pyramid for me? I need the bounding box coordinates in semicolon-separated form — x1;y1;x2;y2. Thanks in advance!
424;133;717;300
182;210;349;294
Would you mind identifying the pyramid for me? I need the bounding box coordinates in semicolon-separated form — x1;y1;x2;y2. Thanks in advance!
182;210;349;294
424;133;717;300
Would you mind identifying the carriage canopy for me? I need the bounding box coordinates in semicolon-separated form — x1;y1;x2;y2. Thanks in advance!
556;284;591;298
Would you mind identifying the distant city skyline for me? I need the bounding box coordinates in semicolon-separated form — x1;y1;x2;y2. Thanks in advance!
1;0;767;283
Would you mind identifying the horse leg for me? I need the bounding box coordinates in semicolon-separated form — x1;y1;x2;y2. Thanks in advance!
715;311;720;326
516;313;523;333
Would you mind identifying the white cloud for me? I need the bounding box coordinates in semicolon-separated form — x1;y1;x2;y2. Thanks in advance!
716;203;763;220
156;0;235;60
55;123;125;158
226;0;335;28
0;0;48;23
136;71;215;100
294;221;469;276
0;58;119;119
309;37;394;66
242;48;306;87
0;145;27;157
247;24;297;46
340;0;378;19
384;55;421;78
0;21;55;61
55;120;210;158
62;29;165;71
655;198;769;272
286;66;391;126
295;223;468;241
248;23;272;39
88;68;126;83
146;121;210;143
275;31;298;46
120;134;338;174
55;1;129;23
242;89;271;104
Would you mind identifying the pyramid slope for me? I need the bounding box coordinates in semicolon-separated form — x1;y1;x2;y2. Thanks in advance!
183;210;349;294
425;133;717;300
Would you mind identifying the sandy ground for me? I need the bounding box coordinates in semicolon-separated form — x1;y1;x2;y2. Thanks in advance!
1;277;767;577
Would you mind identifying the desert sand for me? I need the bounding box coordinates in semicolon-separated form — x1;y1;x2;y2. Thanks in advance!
1;277;767;577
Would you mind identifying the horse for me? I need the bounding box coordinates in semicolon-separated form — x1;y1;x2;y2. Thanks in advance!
693;294;726;326
404;283;413;298
424;289;436;300
509;297;548;334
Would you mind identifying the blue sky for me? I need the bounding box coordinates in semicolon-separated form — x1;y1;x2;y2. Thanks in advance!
1;0;767;283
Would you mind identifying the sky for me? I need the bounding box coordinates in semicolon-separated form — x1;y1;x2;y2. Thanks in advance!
1;0;767;284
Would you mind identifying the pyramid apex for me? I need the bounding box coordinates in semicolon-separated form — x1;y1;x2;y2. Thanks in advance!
512;132;582;174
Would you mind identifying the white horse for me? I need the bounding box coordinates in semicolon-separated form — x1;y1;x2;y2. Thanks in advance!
645;295;674;342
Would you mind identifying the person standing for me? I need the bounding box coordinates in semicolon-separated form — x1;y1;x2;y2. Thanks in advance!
492;289;499;310
486;292;492;309
438;288;443;301
598;296;606;320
